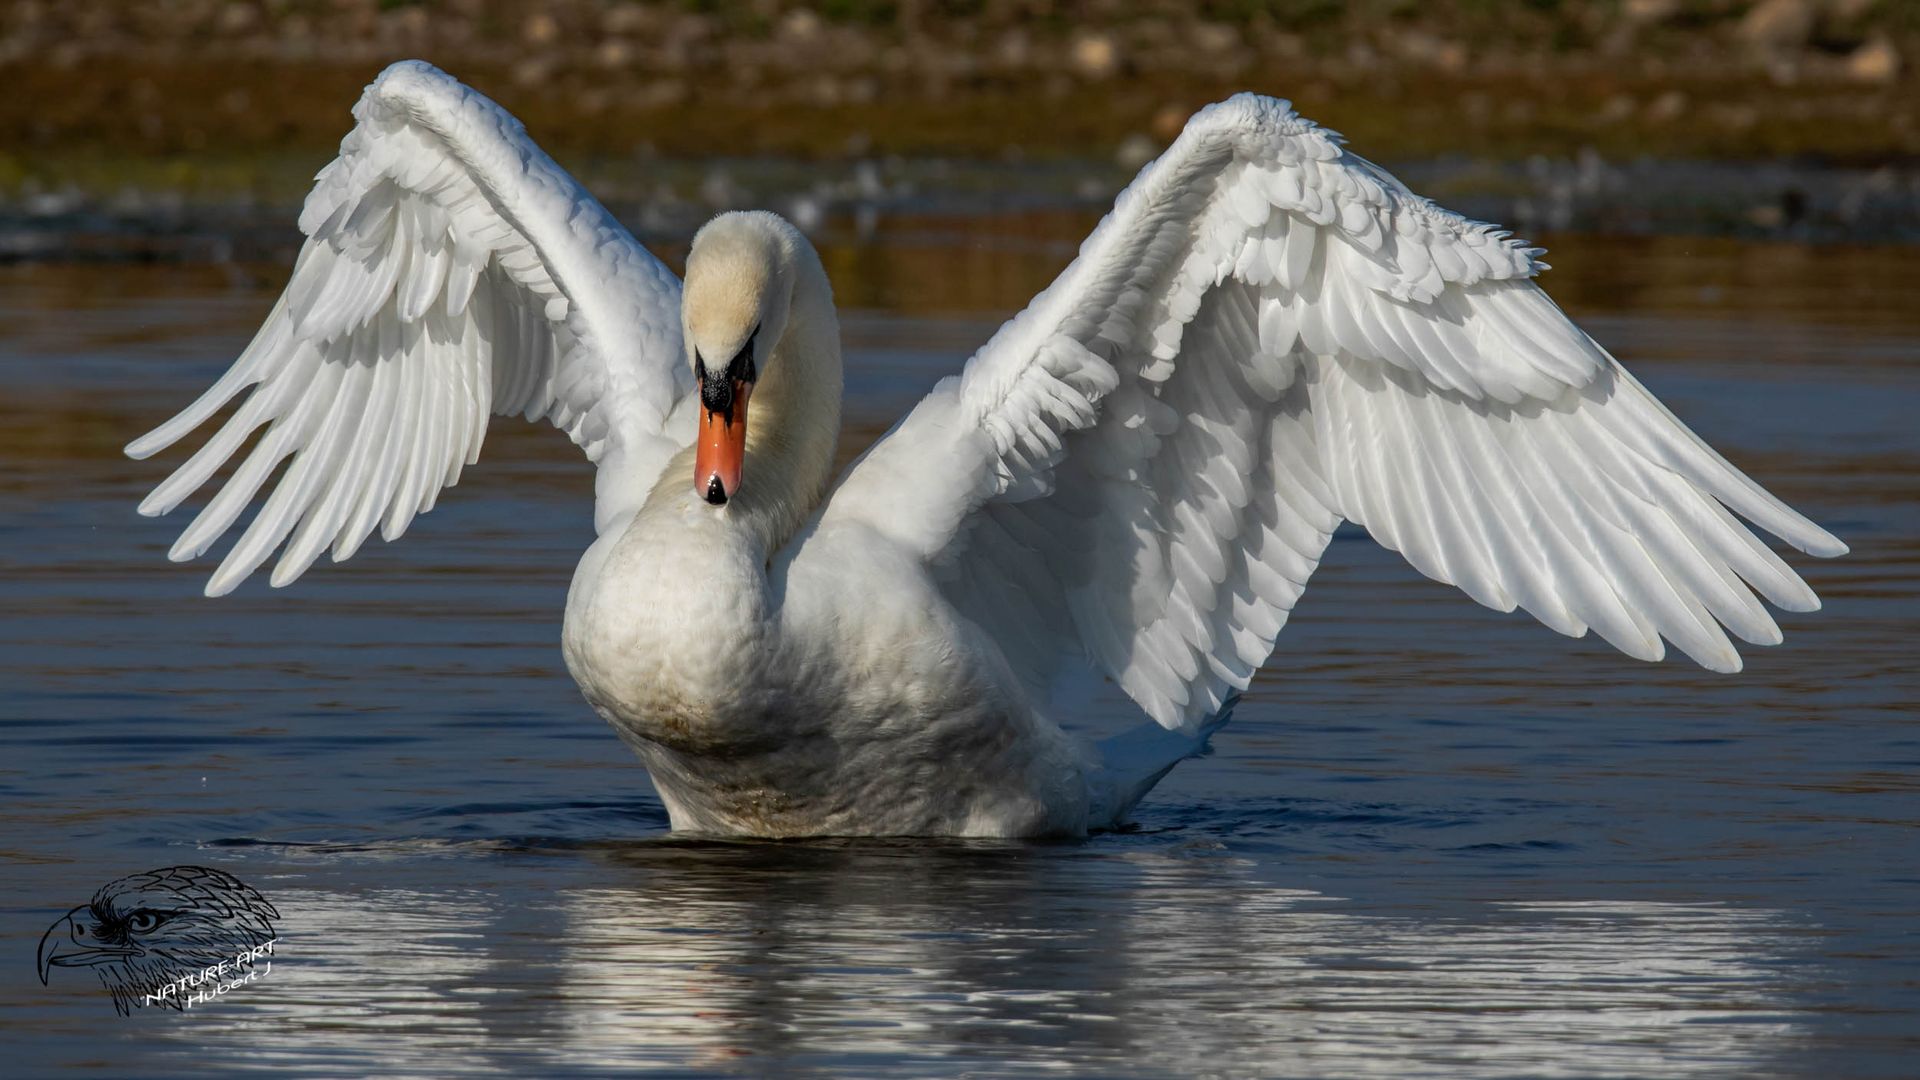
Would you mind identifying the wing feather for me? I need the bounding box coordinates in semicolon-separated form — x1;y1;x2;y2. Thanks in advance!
127;61;689;595
824;92;1844;731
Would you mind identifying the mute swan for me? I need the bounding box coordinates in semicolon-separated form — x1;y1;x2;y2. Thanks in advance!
127;61;1846;837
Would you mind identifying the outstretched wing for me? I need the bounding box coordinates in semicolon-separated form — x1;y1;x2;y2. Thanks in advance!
126;60;692;596
821;93;1846;732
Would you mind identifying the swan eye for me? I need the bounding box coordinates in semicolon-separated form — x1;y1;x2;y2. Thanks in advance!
124;910;166;934
694;325;757;387
729;327;758;384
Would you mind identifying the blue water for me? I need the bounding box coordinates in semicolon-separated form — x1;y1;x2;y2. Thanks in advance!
1;231;1916;1077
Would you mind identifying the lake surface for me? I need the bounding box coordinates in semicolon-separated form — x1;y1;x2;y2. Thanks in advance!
1;220;1916;1077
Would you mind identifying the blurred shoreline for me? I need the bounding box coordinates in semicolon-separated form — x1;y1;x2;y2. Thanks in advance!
7;151;1916;267
4;1;1919;255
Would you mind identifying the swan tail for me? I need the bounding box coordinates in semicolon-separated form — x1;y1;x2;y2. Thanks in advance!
1090;700;1235;828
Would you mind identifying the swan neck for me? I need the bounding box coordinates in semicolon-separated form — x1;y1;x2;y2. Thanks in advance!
737;258;841;555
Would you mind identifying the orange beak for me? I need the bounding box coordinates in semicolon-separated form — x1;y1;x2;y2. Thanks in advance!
695;378;751;505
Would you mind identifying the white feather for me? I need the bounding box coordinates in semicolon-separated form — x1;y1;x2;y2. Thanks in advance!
127;60;689;594
824;92;1844;733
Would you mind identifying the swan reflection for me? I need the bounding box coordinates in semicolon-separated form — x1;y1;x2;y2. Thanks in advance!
140;844;1808;1076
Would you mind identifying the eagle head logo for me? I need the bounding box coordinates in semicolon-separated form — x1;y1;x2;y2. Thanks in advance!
38;865;279;1015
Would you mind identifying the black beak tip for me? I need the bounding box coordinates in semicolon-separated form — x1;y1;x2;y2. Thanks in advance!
704;476;728;505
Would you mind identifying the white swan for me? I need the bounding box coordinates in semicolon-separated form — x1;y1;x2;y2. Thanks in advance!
128;61;1846;837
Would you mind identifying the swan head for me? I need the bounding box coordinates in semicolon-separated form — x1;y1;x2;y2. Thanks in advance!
682;211;803;506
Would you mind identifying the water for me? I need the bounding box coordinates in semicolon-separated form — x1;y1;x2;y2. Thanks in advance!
1;222;1916;1077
